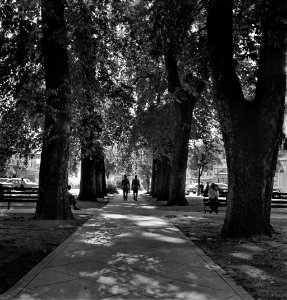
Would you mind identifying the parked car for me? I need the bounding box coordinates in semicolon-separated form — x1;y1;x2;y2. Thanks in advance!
1;178;38;189
272;188;282;198
186;183;199;194
216;183;228;193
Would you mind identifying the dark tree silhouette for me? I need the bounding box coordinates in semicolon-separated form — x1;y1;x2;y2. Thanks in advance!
35;0;73;219
207;0;286;236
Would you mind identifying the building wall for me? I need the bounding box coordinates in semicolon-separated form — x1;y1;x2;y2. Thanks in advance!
213;159;228;184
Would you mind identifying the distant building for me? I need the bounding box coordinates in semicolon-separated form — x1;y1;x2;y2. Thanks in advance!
213;159;228;184
274;152;287;192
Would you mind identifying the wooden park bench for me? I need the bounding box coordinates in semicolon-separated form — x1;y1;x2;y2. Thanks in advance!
0;186;38;210
271;191;287;208
203;191;287;213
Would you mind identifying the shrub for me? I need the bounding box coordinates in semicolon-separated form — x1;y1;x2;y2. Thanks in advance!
106;181;119;194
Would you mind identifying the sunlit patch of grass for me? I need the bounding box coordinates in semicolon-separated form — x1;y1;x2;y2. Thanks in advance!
231;251;253;260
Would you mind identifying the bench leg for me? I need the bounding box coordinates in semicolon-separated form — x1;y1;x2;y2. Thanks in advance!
8;201;10;210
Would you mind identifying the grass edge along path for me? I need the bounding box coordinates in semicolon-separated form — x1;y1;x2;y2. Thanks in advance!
146;196;287;300
0;199;109;294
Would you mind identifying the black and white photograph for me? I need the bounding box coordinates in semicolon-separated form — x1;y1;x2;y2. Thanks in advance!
0;0;286;299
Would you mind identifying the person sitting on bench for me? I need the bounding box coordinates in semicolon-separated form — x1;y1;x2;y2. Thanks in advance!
207;183;220;214
68;185;81;210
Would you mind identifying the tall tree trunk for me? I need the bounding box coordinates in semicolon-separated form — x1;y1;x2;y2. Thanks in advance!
95;152;104;198
153;159;161;198
146;173;150;192
157;155;171;201
207;0;286;236
150;158;157;196
102;159;107;196
78;153;97;202
168;102;194;205
164;48;198;206
197;166;202;196
73;3;104;200
35;0;73;220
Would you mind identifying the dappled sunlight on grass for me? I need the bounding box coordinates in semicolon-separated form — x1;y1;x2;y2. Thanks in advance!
231;252;253;260
237;264;272;280
58;225;75;228
16;293;41;300
240;244;263;252
163;200;287;300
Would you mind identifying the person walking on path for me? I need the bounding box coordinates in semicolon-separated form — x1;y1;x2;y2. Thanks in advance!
131;175;140;201
121;174;130;200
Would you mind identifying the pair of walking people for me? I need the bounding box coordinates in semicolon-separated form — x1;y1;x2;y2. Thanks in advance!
121;175;140;201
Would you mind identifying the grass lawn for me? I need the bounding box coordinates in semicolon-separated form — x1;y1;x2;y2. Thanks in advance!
0;199;109;294
1;194;286;299
147;195;287;300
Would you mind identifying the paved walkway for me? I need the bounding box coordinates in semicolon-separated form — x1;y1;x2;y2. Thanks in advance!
2;194;254;300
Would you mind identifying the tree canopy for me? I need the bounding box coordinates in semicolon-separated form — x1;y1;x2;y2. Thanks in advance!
0;0;286;236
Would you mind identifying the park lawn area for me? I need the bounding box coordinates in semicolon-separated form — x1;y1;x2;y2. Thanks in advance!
0;200;108;295
148;196;287;300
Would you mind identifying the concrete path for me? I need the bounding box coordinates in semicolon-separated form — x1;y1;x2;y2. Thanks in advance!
2;194;254;300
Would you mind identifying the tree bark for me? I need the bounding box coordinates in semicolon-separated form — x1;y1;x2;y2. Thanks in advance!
164;48;198;206
77;152;97;202
150;158;157;196
153;158;160;198
157;155;171;201
197;165;202;196
35;0;73;219
95;152;105;198
207;0;286;236
102;159;107;196
73;3;104;201
145;173;150;192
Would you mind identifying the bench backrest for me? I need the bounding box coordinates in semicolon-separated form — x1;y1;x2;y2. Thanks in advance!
2;187;38;192
272;192;287;199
